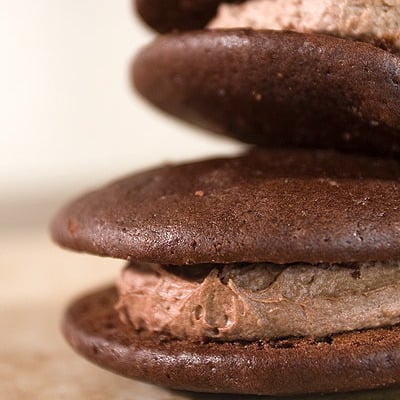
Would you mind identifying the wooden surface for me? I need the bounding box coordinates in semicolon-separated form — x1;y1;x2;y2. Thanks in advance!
0;226;172;400
2;224;400;400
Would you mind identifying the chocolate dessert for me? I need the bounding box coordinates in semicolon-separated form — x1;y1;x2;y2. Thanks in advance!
53;149;400;395
54;1;400;396
134;0;400;155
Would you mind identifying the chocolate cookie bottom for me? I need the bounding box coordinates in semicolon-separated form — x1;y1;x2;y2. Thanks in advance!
62;286;400;396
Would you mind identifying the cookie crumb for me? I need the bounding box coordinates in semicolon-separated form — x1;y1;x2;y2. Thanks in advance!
252;90;262;101
195;190;205;197
68;218;79;235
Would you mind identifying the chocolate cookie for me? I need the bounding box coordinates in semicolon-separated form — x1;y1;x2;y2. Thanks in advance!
51;149;400;265
53;149;400;395
133;30;400;155
63;286;400;396
134;0;242;33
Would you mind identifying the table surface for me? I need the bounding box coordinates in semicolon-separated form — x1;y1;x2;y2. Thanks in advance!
2;224;400;400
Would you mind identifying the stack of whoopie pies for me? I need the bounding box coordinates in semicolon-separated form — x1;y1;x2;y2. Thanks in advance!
52;0;400;396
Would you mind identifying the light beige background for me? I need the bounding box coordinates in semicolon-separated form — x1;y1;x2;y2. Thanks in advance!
0;0;242;225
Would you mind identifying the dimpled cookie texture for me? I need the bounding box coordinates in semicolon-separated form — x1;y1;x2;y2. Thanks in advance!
133;29;400;154
51;149;400;266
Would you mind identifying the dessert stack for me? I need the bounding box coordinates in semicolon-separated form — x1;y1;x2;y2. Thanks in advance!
52;1;400;396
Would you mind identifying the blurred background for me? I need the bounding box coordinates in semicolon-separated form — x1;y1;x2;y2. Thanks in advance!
0;2;241;398
1;0;241;229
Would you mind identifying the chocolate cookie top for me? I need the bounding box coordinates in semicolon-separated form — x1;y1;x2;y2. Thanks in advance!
51;149;400;265
135;0;241;33
133;29;400;155
63;286;400;396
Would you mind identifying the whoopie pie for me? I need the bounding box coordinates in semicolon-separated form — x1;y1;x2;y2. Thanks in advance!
52;149;400;396
133;0;400;155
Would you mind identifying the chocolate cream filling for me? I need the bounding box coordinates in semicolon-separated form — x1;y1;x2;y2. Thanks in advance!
208;0;400;52
116;261;400;341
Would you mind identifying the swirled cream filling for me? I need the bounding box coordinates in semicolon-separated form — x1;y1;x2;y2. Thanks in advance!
208;0;400;51
116;261;400;341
